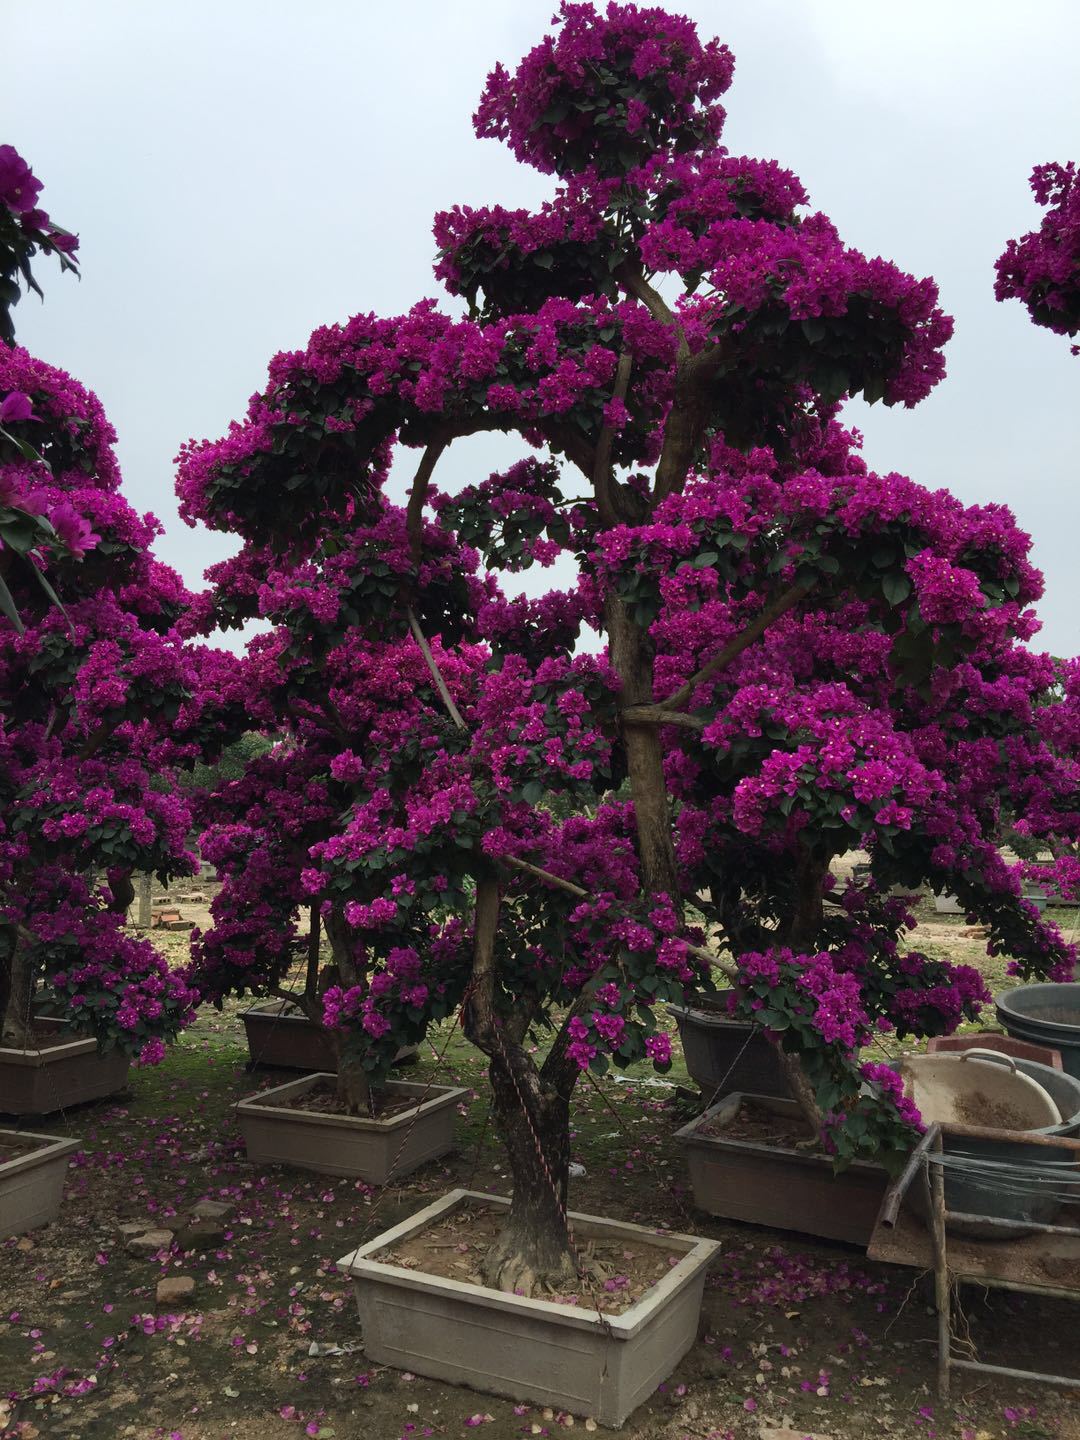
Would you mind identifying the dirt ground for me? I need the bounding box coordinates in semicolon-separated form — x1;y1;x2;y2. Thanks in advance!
2;894;1080;1440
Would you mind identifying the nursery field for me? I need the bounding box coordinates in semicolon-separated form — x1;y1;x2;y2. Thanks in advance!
2;910;1079;1440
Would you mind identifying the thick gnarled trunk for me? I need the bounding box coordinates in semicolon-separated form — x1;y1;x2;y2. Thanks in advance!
480;1048;577;1295
465;875;578;1294
605;594;681;904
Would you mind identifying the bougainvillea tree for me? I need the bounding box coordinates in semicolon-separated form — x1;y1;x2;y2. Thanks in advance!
996;160;1080;353
179;4;1080;1293
0;148;240;1064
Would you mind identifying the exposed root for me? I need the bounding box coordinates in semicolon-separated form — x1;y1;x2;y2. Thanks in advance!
480;1223;579;1296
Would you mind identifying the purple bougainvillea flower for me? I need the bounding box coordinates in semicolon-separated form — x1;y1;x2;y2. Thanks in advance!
48;500;101;558
0;390;34;424
0;145;43;214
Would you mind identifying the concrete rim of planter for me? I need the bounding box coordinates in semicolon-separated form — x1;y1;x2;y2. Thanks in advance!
673;1093;884;1178
0;1129;80;1174
242;999;307;1023
0;1034;102;1068
338;1187;720;1341
235;1072;468;1132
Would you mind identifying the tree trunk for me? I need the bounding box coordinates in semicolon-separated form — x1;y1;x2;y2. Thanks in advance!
304;904;322;1005
480;1045;578;1296
605;594;681;904
105;869;135;916
1;932;34;1049
333;1033;373;1115
774;847;827;1135
464;875;578;1295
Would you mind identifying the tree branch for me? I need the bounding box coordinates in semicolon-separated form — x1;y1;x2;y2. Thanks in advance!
591;351;633;527
78;720;118;762
621;704;705;731
660;580;814;713
304;904;321;1005
617;265;688;362
406;607;467;731
500;854;736;982
405;434;450;570
462;875;501;1057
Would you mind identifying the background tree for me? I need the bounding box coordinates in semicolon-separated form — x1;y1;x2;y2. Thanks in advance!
179;3;1079;1293
996;160;1080;353
0;148;239;1062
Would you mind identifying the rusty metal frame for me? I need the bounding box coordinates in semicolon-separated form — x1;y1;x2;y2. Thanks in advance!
877;1122;1080;1399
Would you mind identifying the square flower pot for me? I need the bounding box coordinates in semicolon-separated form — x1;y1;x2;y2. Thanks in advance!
338;1189;720;1428
241;1001;338;1071
667;998;789;1101
0;1130;79;1236
0;1031;130;1116
235;1073;468;1183
674;1093;887;1247
240;1001;419;1072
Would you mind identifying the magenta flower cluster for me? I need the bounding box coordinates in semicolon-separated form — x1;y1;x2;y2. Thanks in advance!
996;161;1080;352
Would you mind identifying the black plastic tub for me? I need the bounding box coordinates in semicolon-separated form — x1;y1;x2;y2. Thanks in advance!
996;984;1080;1081
897;1053;1080;1237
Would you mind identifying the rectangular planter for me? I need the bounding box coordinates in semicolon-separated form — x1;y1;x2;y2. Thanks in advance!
241;1001;419;1072
236;1073;468;1183
675;1093;887;1247
667;999;789;1101
0;1033;130;1116
241;1001;337;1071
0;1130;79;1237
338;1189;719;1428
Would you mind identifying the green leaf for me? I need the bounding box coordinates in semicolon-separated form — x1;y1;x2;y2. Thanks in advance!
25;560;73;634
0;572;24;633
882;573;912;606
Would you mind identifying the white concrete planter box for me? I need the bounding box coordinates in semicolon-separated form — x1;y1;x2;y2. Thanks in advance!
0;1130;79;1236
338;1189;720;1428
235;1072;468;1183
932;893;964;915
0;1033;130;1115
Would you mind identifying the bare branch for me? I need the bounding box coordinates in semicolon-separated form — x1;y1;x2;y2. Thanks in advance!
78;720;117;762
405;435;450;570
462;875;501;1057
406;607;467;731
621;704;705;731
617;265;688;362
500;854;736;982
591;351;633;527
660;580;814;713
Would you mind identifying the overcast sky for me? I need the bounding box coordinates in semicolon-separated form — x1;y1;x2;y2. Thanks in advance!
8;1;1080;654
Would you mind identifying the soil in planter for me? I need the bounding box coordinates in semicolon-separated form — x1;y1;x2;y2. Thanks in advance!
698;1098;821;1151
0;1136;43;1161
4;1026;87;1054
377;1202;678;1314
278;1079;419;1121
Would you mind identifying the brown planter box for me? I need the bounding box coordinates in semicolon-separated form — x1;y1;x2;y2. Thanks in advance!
236;1073;468;1183
675;1093;887;1247
0;1130;79;1236
0;1033;130;1116
241;1001;419;1072
338;1189;719;1428
241;1001;337;1071
668;999;789;1101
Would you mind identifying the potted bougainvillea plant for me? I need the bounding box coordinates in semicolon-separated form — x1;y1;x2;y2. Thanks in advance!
178;4;1080;1421
0;149;236;1140
190;712;457;1182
